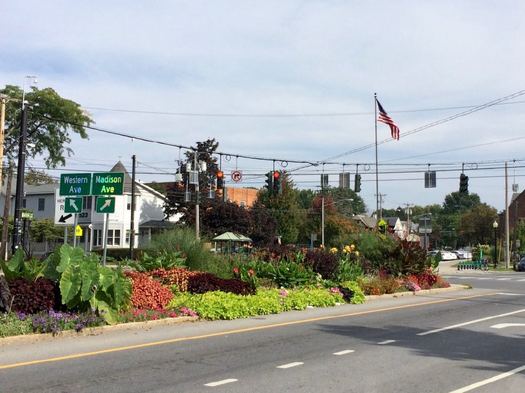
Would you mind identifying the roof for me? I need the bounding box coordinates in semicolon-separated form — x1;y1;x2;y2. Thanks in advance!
110;161;137;194
352;214;377;229
384;217;400;227
213;232;252;242
22;183;57;195
140;220;177;229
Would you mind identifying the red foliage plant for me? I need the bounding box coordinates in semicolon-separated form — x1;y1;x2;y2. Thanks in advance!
8;278;56;314
125;272;173;310
147;268;198;292
187;273;255;295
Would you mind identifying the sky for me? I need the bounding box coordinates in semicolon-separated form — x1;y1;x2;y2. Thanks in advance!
2;0;525;213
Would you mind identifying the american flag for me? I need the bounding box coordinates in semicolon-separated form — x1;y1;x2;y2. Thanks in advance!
376;99;400;140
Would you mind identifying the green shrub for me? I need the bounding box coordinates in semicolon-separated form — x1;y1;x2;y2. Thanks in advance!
128;250;186;272
42;245;131;324
350;232;397;273
336;258;364;283
0;313;33;337
0;249;46;281
339;281;366;304
254;261;317;288
167;288;344;320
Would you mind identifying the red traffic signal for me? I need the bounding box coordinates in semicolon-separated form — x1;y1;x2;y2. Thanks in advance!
216;170;224;179
216;170;224;189
273;171;280;180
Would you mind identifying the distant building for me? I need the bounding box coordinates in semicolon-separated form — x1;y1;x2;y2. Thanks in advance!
499;190;525;233
0;161;178;251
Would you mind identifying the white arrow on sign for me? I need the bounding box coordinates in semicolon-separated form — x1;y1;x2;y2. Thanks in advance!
491;323;525;329
69;199;78;211
100;199;112;211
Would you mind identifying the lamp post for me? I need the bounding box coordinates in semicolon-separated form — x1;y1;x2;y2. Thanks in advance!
493;220;499;269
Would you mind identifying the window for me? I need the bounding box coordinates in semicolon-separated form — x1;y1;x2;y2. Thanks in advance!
38;198;45;211
107;229;121;246
83;196;92;210
94;230;102;247
22;199;26;208
125;230;130;244
127;195;131;210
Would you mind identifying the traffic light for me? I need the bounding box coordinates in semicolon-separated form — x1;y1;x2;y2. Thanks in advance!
265;171;273;193
459;173;469;194
273;171;282;195
354;174;361;193
216;170;224;189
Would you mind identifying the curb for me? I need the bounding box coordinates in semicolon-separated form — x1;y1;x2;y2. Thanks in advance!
0;316;198;346
364;284;470;301
1;285;469;345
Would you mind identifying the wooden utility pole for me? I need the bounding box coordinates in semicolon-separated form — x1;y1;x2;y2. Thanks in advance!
1;162;13;261
0;95;6;182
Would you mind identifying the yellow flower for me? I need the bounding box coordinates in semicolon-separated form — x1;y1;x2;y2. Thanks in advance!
343;245;351;253
330;247;338;254
350;244;356;251
355;251;360;256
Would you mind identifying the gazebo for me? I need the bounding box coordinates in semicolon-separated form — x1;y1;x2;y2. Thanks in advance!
212;232;252;253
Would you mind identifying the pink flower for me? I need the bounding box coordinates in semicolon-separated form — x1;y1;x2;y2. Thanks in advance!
233;267;240;274
279;289;289;297
247;269;255;277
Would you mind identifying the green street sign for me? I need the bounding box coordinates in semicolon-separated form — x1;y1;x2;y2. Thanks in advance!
64;197;83;213
96;197;116;213
60;173;92;196
21;210;34;220
92;172;125;195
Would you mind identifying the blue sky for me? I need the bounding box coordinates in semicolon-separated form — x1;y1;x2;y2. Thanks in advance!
2;1;525;213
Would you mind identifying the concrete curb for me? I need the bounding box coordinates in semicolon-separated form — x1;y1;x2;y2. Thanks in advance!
1;285;469;345
364;284;470;301
0;316;198;345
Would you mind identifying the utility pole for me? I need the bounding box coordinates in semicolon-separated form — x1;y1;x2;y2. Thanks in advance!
11;106;28;254
193;151;201;240
129;154;136;259
377;193;386;220
0;94;7;182
505;161;510;269
403;203;413;239
1;162;13;260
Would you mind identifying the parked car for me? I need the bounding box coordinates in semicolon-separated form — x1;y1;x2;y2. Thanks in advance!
516;257;525;272
454;249;473;260
440;250;458;261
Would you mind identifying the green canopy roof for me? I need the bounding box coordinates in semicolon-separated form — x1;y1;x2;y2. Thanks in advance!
213;232;252;242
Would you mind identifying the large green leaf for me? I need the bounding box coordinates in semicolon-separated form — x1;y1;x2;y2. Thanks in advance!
98;267;115;292
80;259;99;302
112;271;132;311
90;292;117;325
60;263;81;305
57;244;85;273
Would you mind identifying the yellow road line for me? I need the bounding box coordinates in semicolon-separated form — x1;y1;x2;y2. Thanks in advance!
0;292;497;370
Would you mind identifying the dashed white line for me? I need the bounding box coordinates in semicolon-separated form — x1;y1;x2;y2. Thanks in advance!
518;278;525;282
377;340;396;345
417;308;525;336
204;379;238;387
497;277;512;281
448;364;525;393
491;323;525;329
277;362;304;369
496;292;523;296
333;350;355;356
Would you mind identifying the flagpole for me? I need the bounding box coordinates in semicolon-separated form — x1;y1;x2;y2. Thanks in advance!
374;92;379;218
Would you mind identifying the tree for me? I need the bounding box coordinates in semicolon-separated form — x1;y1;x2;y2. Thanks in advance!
442;192;481;215
256;172;302;244
1;85;92;168
199;199;251;239
25;169;57;185
457;203;497;246
164;139;220;221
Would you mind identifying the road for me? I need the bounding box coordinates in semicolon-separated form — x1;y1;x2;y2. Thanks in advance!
0;271;524;393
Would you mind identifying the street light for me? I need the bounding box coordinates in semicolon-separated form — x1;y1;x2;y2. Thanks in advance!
493;220;499;269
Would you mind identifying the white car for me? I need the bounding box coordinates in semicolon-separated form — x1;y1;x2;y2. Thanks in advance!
455;249;472;260
440;250;458;261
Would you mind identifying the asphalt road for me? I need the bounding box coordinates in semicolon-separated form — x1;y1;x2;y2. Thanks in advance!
1;273;524;393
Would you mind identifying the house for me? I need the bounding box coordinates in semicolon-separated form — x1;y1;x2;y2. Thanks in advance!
384;217;404;238
352;214;377;230
499;190;525;233
0;161;178;252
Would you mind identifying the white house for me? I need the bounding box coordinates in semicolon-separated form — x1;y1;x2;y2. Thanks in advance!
0;161;179;252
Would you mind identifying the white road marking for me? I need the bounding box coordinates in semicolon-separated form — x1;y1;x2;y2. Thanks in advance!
417;308;525;336
277;362;304;369
518;278;525;282
491;323;525;329
333;350;355;356
497;277;512;281
377;340;396;345
496;292;523;296
448;364;525;393
204;379;238;387
476;277;491;280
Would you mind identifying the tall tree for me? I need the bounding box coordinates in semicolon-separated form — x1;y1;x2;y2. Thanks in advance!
24;169;57;185
1;85;92;167
457;203;497;245
442;192;481;215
